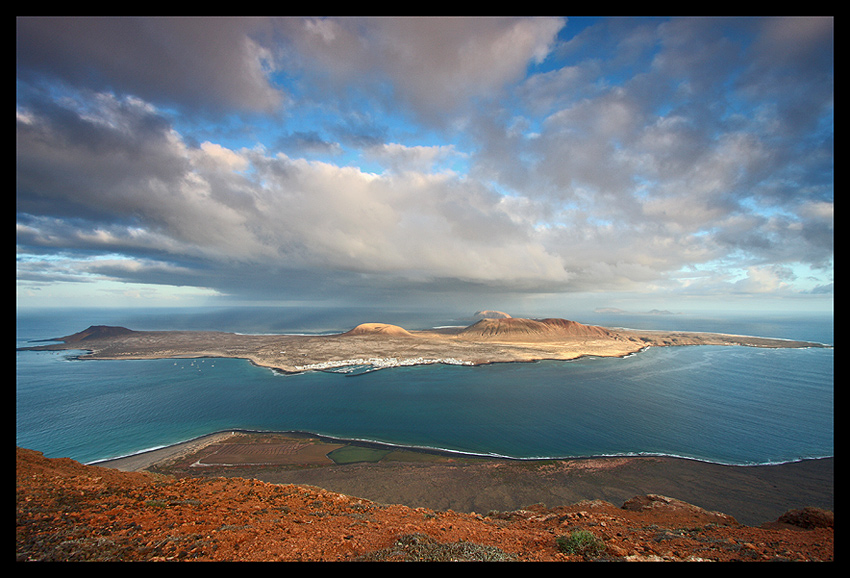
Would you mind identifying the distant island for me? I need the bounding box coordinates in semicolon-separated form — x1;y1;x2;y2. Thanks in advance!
18;315;830;375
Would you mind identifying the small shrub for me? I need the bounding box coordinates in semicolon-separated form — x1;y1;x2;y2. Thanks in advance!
555;529;606;560
356;533;515;562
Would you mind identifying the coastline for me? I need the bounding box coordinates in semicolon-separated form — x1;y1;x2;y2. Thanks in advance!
17;317;831;377
90;431;241;471
92;427;834;472
93;429;834;527
19;316;833;527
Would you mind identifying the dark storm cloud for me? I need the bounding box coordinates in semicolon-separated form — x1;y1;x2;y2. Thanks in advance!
17;17;283;116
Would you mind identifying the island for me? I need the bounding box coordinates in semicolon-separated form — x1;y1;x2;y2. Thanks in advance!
17;314;829;374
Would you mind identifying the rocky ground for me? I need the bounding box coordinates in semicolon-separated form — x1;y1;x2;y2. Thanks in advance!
16;446;834;562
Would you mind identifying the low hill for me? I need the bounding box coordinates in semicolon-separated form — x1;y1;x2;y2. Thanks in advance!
458;317;617;342
342;323;413;337
56;325;136;343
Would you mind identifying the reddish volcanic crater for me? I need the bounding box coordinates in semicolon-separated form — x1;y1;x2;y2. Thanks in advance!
458;317;616;341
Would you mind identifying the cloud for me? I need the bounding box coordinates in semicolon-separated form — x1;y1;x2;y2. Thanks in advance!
363;143;464;174
16;17;833;309
16;17;283;115
16;93;573;296
274;17;566;124
731;265;797;294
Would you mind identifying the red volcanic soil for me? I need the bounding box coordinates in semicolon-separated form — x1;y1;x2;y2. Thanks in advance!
16;447;833;562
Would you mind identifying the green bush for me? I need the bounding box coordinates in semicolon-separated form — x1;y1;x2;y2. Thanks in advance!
555;529;606;559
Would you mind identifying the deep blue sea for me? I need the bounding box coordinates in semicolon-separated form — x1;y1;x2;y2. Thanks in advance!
16;307;834;467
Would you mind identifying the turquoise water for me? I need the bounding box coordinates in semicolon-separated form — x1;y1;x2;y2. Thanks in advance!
16;308;833;466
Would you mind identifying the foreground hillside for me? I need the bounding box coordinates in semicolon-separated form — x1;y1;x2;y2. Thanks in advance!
16;447;833;562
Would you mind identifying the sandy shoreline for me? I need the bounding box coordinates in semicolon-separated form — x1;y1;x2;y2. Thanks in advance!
94;429;527;471
95;428;834;472
93;430;834;526
92;431;241;471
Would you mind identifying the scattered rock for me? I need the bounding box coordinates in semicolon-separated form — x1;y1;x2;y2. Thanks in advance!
621;494;739;526
776;507;834;529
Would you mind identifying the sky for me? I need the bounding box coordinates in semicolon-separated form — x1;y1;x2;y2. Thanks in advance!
16;17;834;317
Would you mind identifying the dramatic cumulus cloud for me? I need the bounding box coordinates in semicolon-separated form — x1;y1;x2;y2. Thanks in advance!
16;17;282;115
271;17;565;124
16;17;833;309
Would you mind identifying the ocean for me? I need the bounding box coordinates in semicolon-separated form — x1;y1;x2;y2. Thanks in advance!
16;307;834;467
